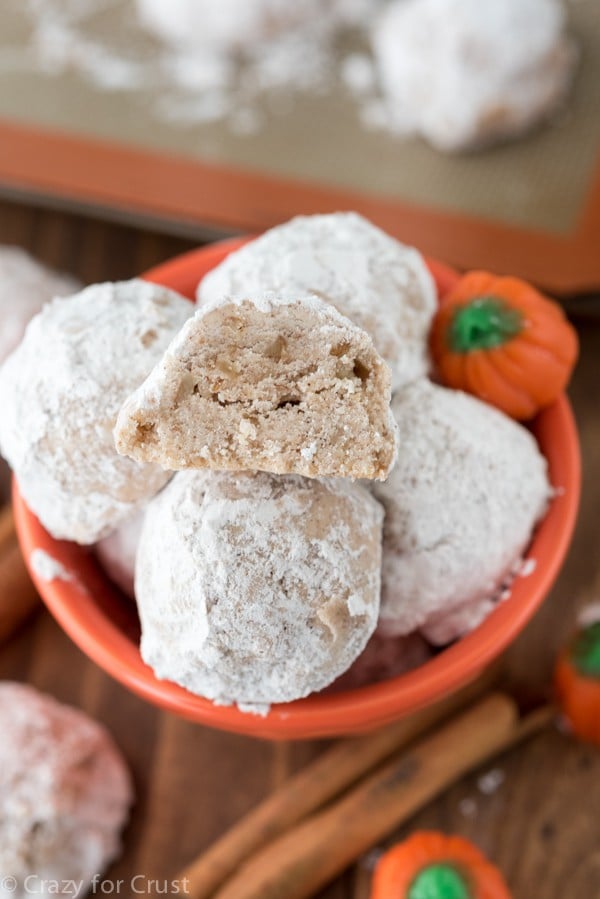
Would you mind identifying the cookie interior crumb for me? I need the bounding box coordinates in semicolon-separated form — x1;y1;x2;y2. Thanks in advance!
116;295;398;480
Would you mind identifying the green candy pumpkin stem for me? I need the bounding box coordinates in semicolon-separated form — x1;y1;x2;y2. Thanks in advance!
449;296;523;353
408;863;472;899
571;622;600;678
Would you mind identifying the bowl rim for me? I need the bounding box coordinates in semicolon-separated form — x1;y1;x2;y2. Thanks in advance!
13;237;581;739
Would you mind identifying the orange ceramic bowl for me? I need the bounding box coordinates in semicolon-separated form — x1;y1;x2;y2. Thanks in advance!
13;238;581;740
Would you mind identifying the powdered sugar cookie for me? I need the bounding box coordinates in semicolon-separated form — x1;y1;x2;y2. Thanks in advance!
0;280;192;544
0;682;132;899
115;293;398;481
197;214;436;391
371;0;577;152
136;470;383;710
374;380;550;638
0;246;80;365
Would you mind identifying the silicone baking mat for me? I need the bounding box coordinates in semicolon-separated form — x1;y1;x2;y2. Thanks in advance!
0;0;599;292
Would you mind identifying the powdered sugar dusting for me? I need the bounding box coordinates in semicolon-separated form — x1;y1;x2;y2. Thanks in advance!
2;0;371;134
236;701;271;717
0;682;132;893
136;469;383;706
477;768;505;796
376;380;551;641
30;548;73;583
0;0;577;149
458;797;478;819
519;557;537;577
0;280;192;544
369;0;577;151
0;246;80;365
197;213;437;392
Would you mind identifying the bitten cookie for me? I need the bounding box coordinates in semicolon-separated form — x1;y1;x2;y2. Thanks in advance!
115;293;398;481
197;213;437;391
371;0;577;152
374;380;551;641
0;683;132;899
136;470;383;711
0;280;192;544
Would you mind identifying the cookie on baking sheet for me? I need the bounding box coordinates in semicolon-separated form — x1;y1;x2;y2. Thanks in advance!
0;683;132;898
371;0;577;152
115;293;398;481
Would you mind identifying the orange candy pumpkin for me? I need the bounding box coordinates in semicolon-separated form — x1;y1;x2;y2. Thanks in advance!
430;272;578;420
555;621;600;745
371;831;512;899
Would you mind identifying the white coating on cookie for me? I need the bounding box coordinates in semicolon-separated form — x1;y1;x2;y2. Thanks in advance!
0;246;80;365
136;469;384;708
371;0;577;151
0;683;132;899
374;380;551;639
0;280;192;544
197;213;437;391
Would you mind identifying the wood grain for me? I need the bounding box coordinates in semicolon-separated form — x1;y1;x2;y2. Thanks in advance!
0;197;598;899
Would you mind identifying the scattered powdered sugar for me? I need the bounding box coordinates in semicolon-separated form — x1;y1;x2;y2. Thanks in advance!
0;0;578;145
519;557;537;577
477;768;505;796
236;701;271;717
578;602;600;627
30;548;73;583
340;53;376;95
458;797;478;819
0;0;370;134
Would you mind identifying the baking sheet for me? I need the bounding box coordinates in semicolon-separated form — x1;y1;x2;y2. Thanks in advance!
0;0;599;290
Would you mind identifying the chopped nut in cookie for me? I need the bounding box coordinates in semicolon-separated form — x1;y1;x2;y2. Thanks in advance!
115;293;398;481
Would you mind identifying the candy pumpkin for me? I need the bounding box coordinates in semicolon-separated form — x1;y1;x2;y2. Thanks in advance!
555;620;600;745
371;831;512;899
430;272;578;420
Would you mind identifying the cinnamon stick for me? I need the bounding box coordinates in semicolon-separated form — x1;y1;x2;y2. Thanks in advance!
0;505;40;644
212;694;531;899
177;676;492;899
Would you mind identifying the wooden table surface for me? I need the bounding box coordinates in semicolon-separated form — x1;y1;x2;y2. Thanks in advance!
0;198;599;899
